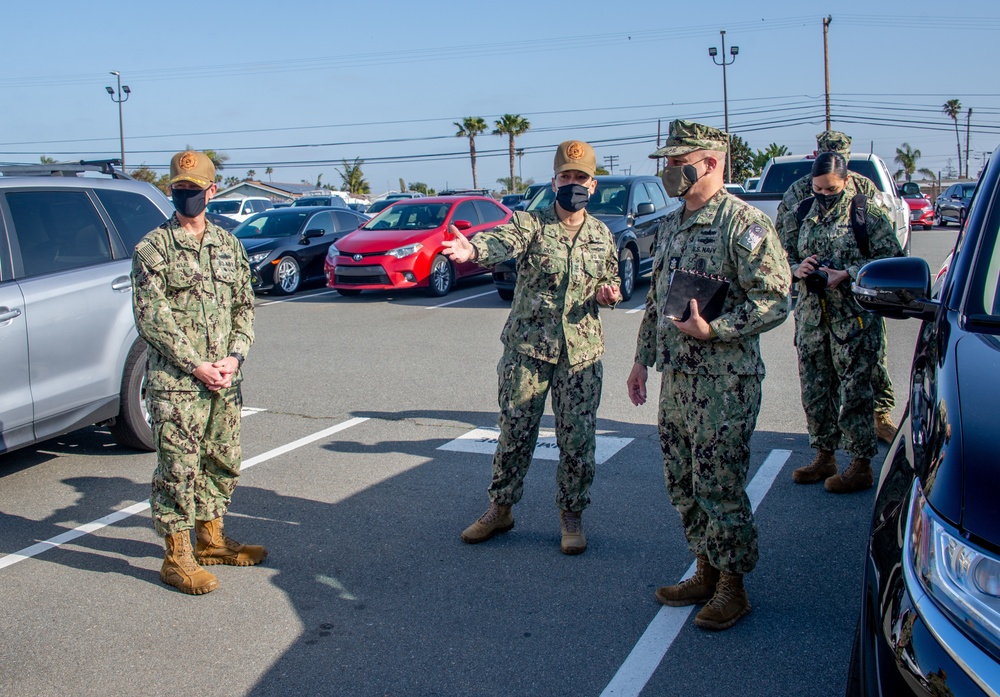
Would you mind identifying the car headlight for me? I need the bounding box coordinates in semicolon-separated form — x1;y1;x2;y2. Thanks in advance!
248;251;270;265
326;244;340;262
385;242;423;259
906;479;1000;657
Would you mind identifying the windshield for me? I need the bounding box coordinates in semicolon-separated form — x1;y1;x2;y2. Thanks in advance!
233;211;309;238
365;203;450;230
526;181;629;216
207;200;241;214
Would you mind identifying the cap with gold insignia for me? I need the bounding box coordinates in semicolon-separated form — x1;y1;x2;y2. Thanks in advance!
816;131;851;157
649;119;729;158
167;150;216;189
553;140;597;177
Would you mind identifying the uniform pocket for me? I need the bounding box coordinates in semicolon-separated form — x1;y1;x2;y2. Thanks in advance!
211;253;239;284
165;263;199;290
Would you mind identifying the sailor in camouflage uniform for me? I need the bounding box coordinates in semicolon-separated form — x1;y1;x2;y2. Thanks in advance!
443;140;621;555
784;152;902;494
775;131;898;446
132;151;265;595
627;120;790;630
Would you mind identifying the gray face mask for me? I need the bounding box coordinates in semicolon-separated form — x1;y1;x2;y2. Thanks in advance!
660;158;707;197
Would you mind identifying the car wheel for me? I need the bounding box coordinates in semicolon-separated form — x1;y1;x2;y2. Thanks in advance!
336;288;362;297
427;255;455;297
923;223;933;231
273;256;301;295
934;208;946;227
496;287;514;302
108;341;154;451
618;246;637;302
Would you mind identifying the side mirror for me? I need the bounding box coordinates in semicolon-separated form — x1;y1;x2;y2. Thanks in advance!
303;228;325;240
453;219;472;231
636;202;656;216
852;257;939;322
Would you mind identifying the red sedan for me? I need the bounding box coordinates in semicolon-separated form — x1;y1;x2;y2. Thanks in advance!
904;194;934;230
325;196;512;296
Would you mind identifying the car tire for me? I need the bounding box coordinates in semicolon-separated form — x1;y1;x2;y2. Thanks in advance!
108;341;154;452
427;255;455;297
618;246;637;302
934;208;946;227
496;287;514;302
336;288;362;297
923;224;933;231
272;256;301;295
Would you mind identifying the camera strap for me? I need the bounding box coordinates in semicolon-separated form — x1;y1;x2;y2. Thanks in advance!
818;294;865;345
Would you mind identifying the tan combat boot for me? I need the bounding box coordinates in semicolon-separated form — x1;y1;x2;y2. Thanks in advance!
161;531;219;595
655;555;720;606
875;412;898;444
792;449;838;484
694;572;751;630
825;457;874;494
195;518;268;566
559;510;586;555
461;503;514;544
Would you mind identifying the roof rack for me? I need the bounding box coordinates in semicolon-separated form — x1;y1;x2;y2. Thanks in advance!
0;159;134;180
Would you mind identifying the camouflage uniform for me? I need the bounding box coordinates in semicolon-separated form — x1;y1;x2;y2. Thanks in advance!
784;193;901;460
635;188;790;574
775;133;896;415
132;214;255;537
469;205;619;512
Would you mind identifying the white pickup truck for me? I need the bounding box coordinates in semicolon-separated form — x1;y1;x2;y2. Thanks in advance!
736;153;911;255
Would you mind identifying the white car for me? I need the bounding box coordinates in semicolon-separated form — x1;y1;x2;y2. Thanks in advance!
206;196;273;222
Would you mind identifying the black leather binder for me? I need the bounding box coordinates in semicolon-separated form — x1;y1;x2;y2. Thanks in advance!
663;269;730;322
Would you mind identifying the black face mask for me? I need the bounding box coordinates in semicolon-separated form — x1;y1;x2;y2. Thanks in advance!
815;191;844;215
172;188;208;218
555;183;590;212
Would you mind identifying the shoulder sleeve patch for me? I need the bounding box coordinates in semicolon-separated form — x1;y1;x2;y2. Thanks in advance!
135;240;166;271
512;210;538;235
737;223;767;252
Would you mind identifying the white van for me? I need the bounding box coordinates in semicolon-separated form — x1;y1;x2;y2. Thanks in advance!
206;196;273;222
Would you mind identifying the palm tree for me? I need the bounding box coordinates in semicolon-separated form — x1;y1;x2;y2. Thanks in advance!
245;170;256;181
186;146;229;173
894;142;922;182
455;117;488;189
40;155;57;164
265;166;273;182
337;158;370;195
752;143;789;172
493;114;531;194
942;99;962;178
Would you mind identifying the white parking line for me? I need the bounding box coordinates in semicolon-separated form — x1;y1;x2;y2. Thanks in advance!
626;302;646;314
599;448;792;697
257;288;341;306
0;416;369;572
426;290;497;309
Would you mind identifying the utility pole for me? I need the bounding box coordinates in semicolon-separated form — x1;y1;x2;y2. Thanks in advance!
656;119;662;174
823;16;832;131
965;108;973;178
604;155;619;174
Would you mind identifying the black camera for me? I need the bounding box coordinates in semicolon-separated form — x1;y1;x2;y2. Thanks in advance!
803;259;832;295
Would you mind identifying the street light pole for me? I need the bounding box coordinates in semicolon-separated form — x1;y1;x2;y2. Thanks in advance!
105;71;130;171
709;30;739;183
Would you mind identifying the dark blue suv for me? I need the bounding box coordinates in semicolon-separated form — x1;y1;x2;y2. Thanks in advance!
847;156;999;695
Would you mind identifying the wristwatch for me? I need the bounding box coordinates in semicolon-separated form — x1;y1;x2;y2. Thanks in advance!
228;352;244;367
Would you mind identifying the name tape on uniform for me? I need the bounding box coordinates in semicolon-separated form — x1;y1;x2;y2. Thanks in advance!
438;427;632;465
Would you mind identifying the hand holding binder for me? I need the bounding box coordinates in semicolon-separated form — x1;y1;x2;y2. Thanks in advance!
663;268;730;323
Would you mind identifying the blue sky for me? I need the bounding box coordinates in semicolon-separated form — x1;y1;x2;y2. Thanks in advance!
1;0;998;194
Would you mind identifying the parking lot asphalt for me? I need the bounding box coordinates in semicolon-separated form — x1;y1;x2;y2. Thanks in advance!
0;228;956;696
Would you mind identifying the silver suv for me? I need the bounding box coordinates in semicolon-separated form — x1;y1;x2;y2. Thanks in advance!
0;161;173;454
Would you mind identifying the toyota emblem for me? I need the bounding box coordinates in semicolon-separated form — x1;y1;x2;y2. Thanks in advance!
353;254;363;262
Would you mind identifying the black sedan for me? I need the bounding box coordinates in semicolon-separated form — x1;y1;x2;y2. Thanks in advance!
935;181;977;227
847;148;1000;695
491;176;680;302
234;207;368;295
